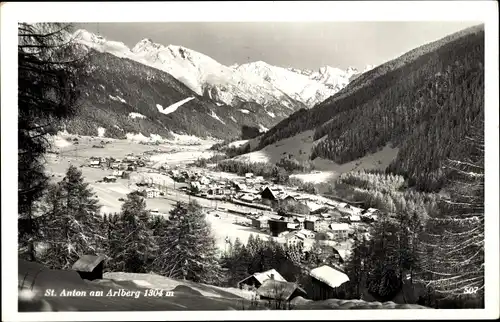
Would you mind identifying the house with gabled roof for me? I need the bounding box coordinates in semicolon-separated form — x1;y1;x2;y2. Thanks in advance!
261;186;279;201
71;254;106;281
257;280;307;303
237;269;286;289
309;265;350;301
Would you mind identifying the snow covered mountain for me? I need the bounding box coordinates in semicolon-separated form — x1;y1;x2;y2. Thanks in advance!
73;29;373;109
235;62;372;107
73;30;302;110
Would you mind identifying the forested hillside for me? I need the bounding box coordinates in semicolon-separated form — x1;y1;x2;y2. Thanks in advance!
60;49;292;140
257;25;484;192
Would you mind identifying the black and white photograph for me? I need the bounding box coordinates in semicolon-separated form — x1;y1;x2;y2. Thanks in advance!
1;1;499;320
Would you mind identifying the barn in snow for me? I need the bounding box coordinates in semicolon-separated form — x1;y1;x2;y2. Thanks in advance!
71;254;106;281
309;265;350;301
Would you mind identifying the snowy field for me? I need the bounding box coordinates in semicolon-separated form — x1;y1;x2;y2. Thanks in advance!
205;211;272;250
235;130;399;183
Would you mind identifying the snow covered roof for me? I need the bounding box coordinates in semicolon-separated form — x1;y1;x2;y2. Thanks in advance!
350;206;364;214
297;229;315;237
306;201;323;212
72;255;105;272
240;194;255;202
310;265;350;289
252;269;286;284
330;223;349;231
305;216;319;222
257;280;306;301
349;215;361;222
337;202;348;208
336;249;352;261
366;208;378;213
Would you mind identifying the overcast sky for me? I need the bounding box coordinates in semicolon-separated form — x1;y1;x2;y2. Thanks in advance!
75;22;480;71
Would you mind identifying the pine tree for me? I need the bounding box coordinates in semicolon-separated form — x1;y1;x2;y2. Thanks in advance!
39;165;102;269
154;201;222;284
18;22;85;261
113;191;157;273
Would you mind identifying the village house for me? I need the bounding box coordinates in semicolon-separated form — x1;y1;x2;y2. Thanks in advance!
313;220;330;232
309;265;350;301
233;181;248;192
240;194;257;203
254;176;265;183
199;176;211;185
260;186;279;202
190;181;202;191
319;213;331;219
89;160;100;168
284;231;305;247
286;222;300;231
304;216;319;231
349;215;362;223
293;217;305;229
237;269;286;289
297;228;316;239
305;201;324;213
245;172;254;179
112;170;124;177
329;223;349;241
268;219;289;237
278;230;291;238
71;254;106;281
110;162;121;169
103;176;117;183
325;231;336;240
256;280;307;304
251;215;270;229
145;188;161;199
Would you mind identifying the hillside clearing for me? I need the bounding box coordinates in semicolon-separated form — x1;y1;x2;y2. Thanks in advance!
235;130;399;183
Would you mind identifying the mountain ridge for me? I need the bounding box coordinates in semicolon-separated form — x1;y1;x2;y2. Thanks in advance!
72;29;373;108
246;24;484;192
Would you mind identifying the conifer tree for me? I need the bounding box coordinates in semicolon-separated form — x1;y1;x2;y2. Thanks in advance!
18;22;85;261
113;191;157;273
39;165;102;269
154;201;222;284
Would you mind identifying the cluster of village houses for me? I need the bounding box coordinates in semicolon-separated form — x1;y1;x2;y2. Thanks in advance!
181;171;381;258
237;265;352;304
87;154;381;263
68;257;353;305
78;154;386;304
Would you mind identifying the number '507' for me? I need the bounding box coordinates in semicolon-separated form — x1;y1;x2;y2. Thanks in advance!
464;287;479;294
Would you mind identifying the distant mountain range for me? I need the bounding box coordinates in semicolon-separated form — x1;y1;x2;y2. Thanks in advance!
55;29;374;140
73;29;373;109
